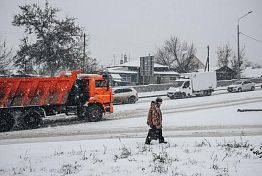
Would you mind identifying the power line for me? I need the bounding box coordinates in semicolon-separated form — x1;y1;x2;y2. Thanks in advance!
240;32;262;44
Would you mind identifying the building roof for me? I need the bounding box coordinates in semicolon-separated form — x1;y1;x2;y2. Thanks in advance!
113;59;168;68
215;66;235;72
110;73;122;82
106;67;137;74
154;71;179;75
192;56;205;69
106;66;179;76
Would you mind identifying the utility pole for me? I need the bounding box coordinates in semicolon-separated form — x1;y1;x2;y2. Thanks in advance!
207;45;209;71
205;45;210;72
83;33;86;70
237;23;240;79
237;11;253;79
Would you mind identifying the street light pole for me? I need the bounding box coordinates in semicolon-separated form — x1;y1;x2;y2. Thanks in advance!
237;11;253;79
237;23;240;79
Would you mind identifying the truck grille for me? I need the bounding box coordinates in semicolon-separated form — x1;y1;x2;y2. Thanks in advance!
167;92;181;98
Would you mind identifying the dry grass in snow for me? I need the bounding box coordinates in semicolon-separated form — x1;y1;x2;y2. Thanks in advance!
0;136;262;176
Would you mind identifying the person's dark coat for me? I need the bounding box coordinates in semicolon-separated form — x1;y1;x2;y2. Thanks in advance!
147;101;162;129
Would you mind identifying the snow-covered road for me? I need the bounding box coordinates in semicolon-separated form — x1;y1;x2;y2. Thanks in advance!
109;90;262;120
0;89;262;144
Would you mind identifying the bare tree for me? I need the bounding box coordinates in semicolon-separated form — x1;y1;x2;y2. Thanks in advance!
230;47;246;73
0;39;13;75
83;57;99;73
155;36;198;73
216;43;246;73
217;43;233;67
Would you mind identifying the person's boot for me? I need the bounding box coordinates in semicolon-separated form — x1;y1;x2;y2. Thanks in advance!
159;141;167;144
145;139;151;145
159;137;167;144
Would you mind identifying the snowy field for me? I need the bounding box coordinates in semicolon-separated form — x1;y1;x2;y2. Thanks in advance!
0;89;262;175
0;136;261;176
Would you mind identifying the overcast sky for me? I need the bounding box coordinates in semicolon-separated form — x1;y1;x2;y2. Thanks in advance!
1;0;262;67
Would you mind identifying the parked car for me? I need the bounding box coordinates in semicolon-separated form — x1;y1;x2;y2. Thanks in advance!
227;80;255;92
112;87;138;104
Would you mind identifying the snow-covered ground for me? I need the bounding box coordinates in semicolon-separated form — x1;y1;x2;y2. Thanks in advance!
0;89;262;175
0;136;262;176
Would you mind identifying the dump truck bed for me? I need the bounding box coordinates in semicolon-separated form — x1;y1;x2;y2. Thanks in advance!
0;73;78;108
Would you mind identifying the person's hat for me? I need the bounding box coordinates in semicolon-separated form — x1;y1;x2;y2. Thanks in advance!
156;97;163;102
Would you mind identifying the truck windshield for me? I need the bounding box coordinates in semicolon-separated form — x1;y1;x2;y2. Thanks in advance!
173;81;184;88
96;80;108;88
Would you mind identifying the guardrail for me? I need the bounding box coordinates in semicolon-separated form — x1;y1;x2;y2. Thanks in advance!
238;109;262;112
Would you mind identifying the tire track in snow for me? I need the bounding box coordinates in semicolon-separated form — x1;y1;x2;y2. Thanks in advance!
106;96;262;120
1;94;262;144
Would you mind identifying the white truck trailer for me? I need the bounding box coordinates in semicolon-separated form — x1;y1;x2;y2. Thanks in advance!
167;72;217;99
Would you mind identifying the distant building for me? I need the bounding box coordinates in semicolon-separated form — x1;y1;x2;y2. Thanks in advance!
106;54;206;86
215;66;236;80
191;56;205;71
105;59;179;86
198;66;236;80
199;66;262;80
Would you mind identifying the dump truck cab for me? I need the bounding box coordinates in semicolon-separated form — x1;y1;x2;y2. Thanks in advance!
79;73;113;110
66;73;113;122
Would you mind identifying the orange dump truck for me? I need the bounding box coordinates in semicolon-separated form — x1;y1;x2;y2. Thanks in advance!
0;71;113;132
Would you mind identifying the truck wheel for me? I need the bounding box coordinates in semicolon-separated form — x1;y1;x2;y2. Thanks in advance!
181;93;186;99
87;105;103;122
128;96;136;104
238;88;242;92
0;113;15;132
251;86;255;91
22;109;43;130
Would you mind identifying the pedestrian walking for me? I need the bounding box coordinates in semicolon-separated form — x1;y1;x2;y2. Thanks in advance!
145;97;167;144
